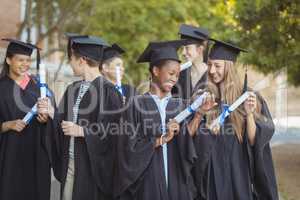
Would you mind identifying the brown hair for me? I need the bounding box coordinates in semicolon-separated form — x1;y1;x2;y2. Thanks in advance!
0;52;14;79
71;49;101;68
207;60;262;142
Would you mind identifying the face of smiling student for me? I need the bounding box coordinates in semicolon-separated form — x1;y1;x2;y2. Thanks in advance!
181;43;205;63
6;54;31;77
207;59;226;84
152;60;180;93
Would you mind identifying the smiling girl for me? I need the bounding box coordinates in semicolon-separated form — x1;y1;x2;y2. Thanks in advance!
193;39;278;200
114;40;215;200
0;39;54;200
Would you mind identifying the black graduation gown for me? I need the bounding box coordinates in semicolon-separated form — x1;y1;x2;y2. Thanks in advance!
193;95;278;200
122;84;138;103
171;67;207;99
51;76;122;200
0;75;55;200
114;83;138;106
114;94;197;200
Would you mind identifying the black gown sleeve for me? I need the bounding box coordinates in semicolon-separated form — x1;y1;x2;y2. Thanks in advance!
176;106;198;180
249;95;279;200
84;85;122;195
192;121;215;200
114;97;157;198
123;84;138;105
41;89;59;167
0;115;3;142
177;119;198;198
50;85;70;182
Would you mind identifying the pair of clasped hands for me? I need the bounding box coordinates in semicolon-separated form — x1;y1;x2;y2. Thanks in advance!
2;98;52;133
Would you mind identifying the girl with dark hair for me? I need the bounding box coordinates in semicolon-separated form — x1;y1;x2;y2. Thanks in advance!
0;38;55;200
114;40;216;200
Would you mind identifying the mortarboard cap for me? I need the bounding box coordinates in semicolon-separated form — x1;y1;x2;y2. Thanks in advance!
103;43;125;62
137;40;186;68
179;24;210;44
2;38;41;71
65;33;88;59
209;39;248;62
71;36;110;62
2;38;38;56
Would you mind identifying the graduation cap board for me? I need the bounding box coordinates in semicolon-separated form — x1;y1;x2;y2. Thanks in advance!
68;35;110;62
209;39;248;62
103;43;125;62
65;33;88;59
2;38;41;71
179;24;210;44
137;40;187;68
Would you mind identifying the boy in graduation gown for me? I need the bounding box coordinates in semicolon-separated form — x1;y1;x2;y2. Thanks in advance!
172;24;211;99
51;34;122;200
101;43;138;105
193;39;279;200
114;40;216;200
0;39;55;200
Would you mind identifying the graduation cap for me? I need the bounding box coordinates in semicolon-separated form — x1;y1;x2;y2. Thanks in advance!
65;33;89;59
103;44;125;62
209;39;248;62
69;36;110;62
137;40;186;68
209;39;249;93
179;24;210;44
2;38;41;71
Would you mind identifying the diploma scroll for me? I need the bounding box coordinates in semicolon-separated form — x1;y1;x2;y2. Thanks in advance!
174;92;208;123
22;104;38;125
210;92;250;129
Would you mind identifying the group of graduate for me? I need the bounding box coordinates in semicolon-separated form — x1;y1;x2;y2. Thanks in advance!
0;24;279;200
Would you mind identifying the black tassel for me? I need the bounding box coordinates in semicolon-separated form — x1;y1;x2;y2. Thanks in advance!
67;40;72;60
203;40;210;64
36;48;40;73
243;65;248;93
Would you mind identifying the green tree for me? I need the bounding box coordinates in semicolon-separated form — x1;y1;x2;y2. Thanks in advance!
19;0;299;86
233;0;300;85
84;0;217;85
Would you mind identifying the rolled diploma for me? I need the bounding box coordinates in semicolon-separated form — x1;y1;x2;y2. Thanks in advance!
180;61;192;71
22;104;38;124
39;63;47;98
210;92;250;128
115;64;123;95
174;92;208;123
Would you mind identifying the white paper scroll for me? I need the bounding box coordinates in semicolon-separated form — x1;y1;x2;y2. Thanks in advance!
174;92;208;123
180;61;193;71
115;64;123;95
39;63;47;98
210;92;250;128
22;104;38;124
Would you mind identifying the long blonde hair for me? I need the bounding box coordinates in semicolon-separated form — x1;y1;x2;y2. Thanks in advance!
207;60;261;142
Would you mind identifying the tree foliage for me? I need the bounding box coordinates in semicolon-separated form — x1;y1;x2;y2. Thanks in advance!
233;0;300;85
18;0;300;86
